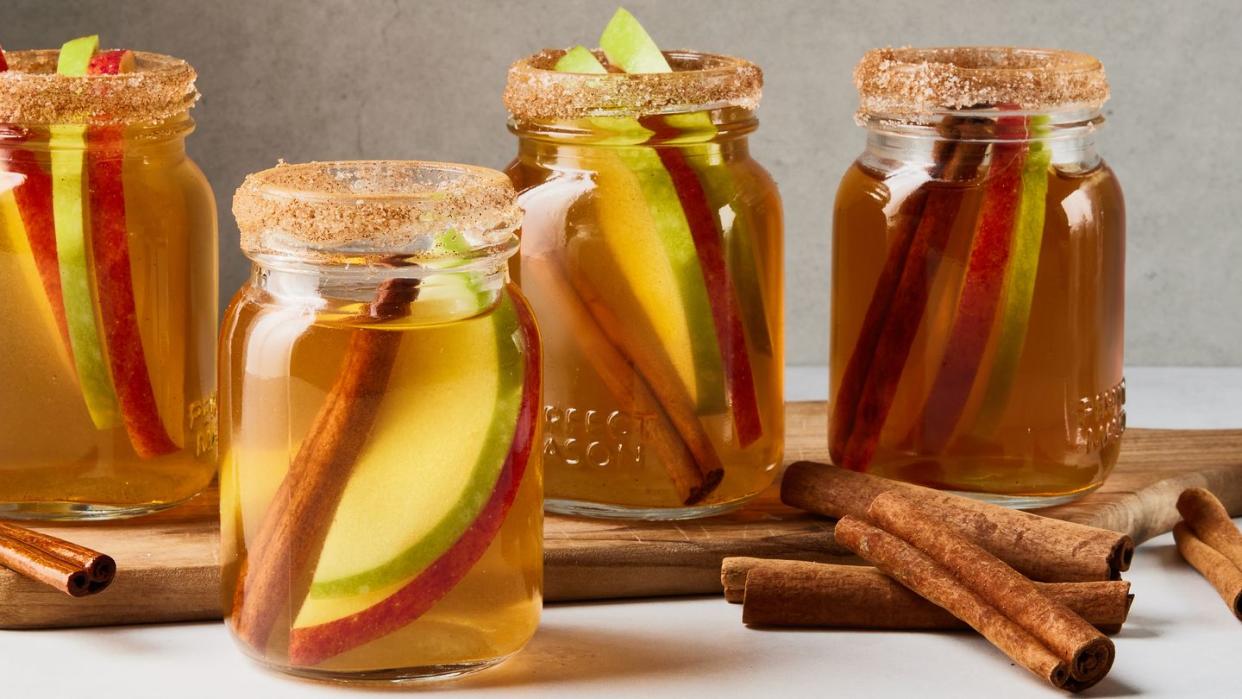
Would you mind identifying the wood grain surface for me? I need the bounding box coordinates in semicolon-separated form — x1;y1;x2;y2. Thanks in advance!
2;402;1239;628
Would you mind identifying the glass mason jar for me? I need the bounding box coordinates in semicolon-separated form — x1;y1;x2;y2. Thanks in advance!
504;49;784;520
0;48;217;519
830;48;1124;507
220;161;542;682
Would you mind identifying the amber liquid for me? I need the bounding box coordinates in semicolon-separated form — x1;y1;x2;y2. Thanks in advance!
219;279;541;676
0;124;216;517
831;154;1125;501
510;115;783;516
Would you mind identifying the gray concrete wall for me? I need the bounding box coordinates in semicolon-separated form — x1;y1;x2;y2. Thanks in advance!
7;0;1239;365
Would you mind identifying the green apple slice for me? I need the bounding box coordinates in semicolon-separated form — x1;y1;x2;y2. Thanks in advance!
972;116;1053;433
51;35;119;429
555;47;726;411
599;12;763;442
293;296;522;614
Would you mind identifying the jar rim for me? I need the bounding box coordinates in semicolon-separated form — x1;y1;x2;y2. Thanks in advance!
503;48;762;121
232;160;522;265
0;49;198;126
854;46;1109;123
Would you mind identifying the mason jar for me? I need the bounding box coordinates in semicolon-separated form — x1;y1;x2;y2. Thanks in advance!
0;46;217;519
830;47;1124;506
505;48;783;520
220;161;542;682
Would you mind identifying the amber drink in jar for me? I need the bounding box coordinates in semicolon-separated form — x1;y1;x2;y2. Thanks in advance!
505;10;783;519
0;37;217;519
830;48;1124;506
220;161;542;681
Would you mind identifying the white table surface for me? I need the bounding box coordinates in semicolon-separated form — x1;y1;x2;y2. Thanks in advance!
2;366;1240;698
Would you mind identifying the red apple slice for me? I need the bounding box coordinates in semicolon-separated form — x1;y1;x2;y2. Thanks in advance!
912;115;1028;451
86;49;177;457
285;289;542;666
0;45;75;355
51;35;120;429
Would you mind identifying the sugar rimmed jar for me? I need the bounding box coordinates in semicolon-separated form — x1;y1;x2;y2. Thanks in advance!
0;42;217;519
220;161;542;682
830;47;1124;506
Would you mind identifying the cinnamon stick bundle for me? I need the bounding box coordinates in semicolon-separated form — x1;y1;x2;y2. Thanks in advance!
0;522;115;597
722;557;1131;635
836;493;1114;692
231;278;418;653
1174;488;1242;619
781;460;1133;581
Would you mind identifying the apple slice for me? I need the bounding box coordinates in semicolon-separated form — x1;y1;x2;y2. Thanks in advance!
85;49;177;457
600;9;763;445
556;47;726;413
972;116;1054;434
286;289;541;666
50;35;119;429
1;47;77;363
912;115;1028;452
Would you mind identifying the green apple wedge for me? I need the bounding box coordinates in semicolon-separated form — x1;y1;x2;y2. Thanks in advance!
51;35;120;429
555;46;726;413
599;8;763;445
287;288;541;667
971;117;1053;434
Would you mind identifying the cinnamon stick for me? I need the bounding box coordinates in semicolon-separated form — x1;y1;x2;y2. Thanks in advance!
562;260;725;503
855;492;1114;689
725;558;1130;635
525;258;718;504
0;522;115;596
231;277;418;653
1174;488;1242;619
781;460;1132;581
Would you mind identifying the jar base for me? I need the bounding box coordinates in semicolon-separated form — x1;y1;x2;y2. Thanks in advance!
944;483;1103;510
545;494;755;521
258;653;512;685
0;497;195;522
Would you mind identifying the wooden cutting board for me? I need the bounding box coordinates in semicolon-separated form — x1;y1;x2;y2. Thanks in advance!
2;401;1240;628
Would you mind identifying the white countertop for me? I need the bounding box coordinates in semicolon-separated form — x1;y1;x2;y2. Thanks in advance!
2;366;1240;698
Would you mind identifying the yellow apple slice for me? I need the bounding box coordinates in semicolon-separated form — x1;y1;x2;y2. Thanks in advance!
293;297;522;616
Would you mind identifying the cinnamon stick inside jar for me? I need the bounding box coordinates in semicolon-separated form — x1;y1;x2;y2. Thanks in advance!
835;493;1114;692
1174;488;1242;619
725;558;1131;634
781;460;1133;581
231;277;418;652
0;522;116;596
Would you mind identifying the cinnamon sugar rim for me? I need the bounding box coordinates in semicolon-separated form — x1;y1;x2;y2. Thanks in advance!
0;49;198;126
854;46;1109;123
504;48;762;121
233;161;522;264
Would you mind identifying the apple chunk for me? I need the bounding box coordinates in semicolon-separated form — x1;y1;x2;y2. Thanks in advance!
87;49;177;457
286;290;541;666
51;35;120;429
